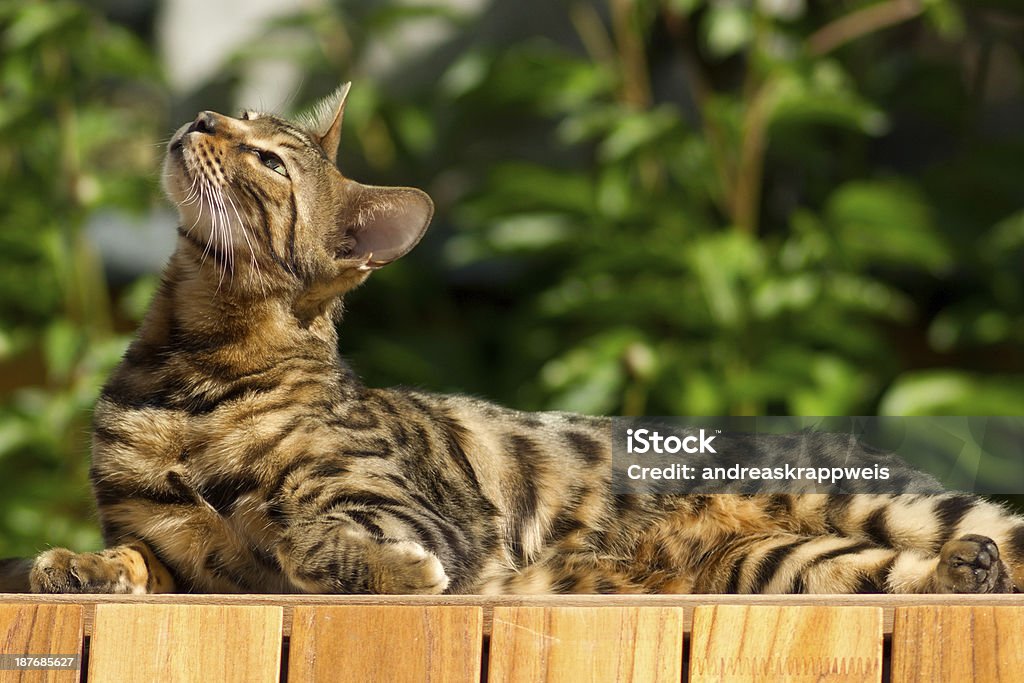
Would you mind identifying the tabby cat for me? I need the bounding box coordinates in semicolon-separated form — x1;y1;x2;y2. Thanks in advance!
6;84;1023;595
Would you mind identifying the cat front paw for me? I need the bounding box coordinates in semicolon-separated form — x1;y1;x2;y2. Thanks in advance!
935;534;1014;594
30;547;147;594
370;541;449;594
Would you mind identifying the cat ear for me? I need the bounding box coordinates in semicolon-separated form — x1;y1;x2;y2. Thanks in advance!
293;182;432;322
342;182;434;268
304;82;351;163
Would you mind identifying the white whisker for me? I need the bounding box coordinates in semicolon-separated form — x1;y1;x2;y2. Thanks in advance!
211;184;230;295
198;179;215;268
225;188;269;297
181;173;202;206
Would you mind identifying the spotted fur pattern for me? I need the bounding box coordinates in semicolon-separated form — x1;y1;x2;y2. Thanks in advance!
15;85;1024;595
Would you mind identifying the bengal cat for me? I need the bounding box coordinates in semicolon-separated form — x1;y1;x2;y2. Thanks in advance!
5;84;1023;595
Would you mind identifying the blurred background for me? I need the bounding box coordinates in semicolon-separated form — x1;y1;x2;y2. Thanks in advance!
0;0;1022;556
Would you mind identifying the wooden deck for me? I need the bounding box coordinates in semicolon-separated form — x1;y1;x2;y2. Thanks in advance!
0;593;1021;681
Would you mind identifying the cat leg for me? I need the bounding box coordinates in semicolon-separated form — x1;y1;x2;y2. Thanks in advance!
0;558;32;592
30;540;176;594
808;493;1024;590
691;532;1015;594
277;518;449;594
480;551;647;594
908;533;1014;593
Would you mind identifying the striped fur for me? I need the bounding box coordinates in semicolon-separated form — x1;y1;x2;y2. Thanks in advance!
21;85;1024;595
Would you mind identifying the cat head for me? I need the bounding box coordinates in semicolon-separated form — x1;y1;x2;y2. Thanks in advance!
162;83;433;321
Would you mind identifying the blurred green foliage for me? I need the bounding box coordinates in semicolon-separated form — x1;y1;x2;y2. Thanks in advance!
0;0;164;553
1;0;1023;555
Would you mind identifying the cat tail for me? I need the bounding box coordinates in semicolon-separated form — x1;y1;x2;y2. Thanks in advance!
0;557;32;592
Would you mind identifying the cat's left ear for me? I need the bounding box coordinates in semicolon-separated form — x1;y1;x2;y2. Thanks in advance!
293;181;432;322
341;181;434;268
305;82;351;163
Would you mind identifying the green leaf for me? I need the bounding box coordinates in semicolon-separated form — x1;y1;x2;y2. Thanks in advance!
881;371;1024;416
42;321;81;383
928;304;1020;352
598;105;683;162
922;0;965;38
758;0;806;21
541;329;645;414
364;2;469;32
689;232;765;328
986;209;1024;255
769;62;888;134
667;0;705;16
476;163;596;217
393;105;436;155
3;1;81;51
823;273;914;322
826;180;952;272
752;273;821;318
596;165;632;220
788;353;873;415
441;51;490;98
702;2;754;58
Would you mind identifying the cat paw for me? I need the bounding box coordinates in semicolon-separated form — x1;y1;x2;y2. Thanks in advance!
935;534;1014;594
370;541;449;594
30;547;147;594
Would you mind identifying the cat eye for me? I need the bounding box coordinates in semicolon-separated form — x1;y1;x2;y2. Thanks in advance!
249;148;289;178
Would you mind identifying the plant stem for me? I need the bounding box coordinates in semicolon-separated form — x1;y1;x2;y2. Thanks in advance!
733;83;772;235
662;7;734;218
610;0;651;110
809;0;925;56
570;1;618;71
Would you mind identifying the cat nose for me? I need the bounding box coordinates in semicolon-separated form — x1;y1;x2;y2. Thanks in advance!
188;111;218;135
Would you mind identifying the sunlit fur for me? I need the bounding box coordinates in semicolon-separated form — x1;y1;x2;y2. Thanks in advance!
17;85;1024;596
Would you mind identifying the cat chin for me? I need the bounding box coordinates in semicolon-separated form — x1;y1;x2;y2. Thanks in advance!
167;121;191;149
160;159;186;205
161;123;191;192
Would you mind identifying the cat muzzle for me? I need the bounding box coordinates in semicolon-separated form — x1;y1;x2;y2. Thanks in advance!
188;111;218;136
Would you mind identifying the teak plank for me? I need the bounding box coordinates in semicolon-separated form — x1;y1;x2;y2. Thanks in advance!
690;605;882;682
0;605;83;683
1;592;1022;637
487;606;684;683
891;606;1024;683
88;604;282;683
287;605;482;683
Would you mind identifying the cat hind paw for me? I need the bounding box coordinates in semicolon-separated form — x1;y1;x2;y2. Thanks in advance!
371;541;449;595
935;534;1015;594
